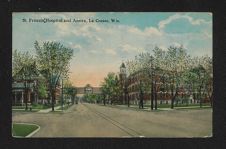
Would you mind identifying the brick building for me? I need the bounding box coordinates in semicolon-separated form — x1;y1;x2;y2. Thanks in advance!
118;62;207;106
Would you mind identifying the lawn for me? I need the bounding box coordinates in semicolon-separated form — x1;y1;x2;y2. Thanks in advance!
13;104;51;110
99;103;211;112
12;123;39;137
144;103;211;108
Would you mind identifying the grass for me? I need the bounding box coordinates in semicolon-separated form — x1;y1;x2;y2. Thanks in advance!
143;103;211;108
12;103;61;110
12;123;39;137
175;106;212;110
98;102;212;112
12;105;50;110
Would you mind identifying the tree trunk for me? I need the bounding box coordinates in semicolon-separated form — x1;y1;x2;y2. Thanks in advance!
103;95;106;106
47;92;50;104
207;90;213;107
171;91;178;109
140;92;144;109
199;86;202;108
51;89;55;111
151;83;154;110
25;89;28;110
210;93;213;107
154;91;157;110
72;95;75;104
24;81;28;110
154;83;157;110
170;87;174;109
127;95;130;107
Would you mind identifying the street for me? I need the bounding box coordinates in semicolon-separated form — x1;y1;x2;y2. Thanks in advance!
12;103;212;137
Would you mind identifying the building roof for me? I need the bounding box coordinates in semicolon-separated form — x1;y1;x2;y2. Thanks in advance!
120;62;126;68
76;86;101;94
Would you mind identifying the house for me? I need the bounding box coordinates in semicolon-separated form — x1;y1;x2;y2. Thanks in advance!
12;77;62;106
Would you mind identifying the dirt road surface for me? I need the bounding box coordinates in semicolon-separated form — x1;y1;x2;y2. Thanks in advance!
12;103;212;137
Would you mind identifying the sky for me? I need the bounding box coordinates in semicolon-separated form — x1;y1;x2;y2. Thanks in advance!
13;12;212;87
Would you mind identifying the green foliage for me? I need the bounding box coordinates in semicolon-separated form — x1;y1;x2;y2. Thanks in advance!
83;93;99;103
34;41;74;110
100;72;122;103
125;45;213;108
63;79;77;104
37;80;48;99
12;49;39;80
35;41;73;89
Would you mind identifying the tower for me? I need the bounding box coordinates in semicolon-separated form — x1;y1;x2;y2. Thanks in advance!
119;62;127;104
119;62;126;80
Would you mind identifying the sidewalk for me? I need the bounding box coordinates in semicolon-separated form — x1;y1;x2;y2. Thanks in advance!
37;106;61;113
55;104;76;113
103;104;166;112
12;108;40;112
100;104;210;112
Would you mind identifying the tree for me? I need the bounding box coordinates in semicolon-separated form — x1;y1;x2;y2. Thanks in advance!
164;45;190;109
120;45;212;110
113;75;122;104
34;41;73;111
100;72;121;105
100;83;108;105
68;87;77;104
37;79;48;103
152;47;168;110
63;79;77;104
192;65;206;107
126;54;151;108
200;56;213;107
12;50;39;110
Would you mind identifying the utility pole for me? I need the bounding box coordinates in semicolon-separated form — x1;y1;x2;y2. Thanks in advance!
154;79;158;110
151;56;154;110
61;78;64;111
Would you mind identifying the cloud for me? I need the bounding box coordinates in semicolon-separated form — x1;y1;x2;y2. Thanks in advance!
158;13;210;30
158;45;168;51
103;48;117;56
127;26;162;36
13;12;212;87
55;22;104;44
90;50;99;54
119;44;143;53
70;44;82;50
55;22;71;36
204;31;212;38
171;42;182;47
144;27;162;36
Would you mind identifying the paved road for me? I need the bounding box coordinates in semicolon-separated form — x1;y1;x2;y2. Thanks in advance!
12;103;212;137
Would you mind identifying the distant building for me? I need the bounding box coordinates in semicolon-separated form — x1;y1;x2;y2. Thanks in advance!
76;85;101;97
118;62;209;105
127;70;151;105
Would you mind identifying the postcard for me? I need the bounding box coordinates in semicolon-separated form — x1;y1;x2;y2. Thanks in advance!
12;12;212;138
